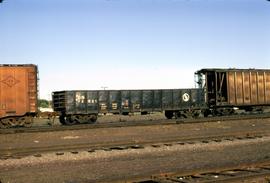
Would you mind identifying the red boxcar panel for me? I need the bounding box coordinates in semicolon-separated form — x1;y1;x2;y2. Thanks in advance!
0;65;37;118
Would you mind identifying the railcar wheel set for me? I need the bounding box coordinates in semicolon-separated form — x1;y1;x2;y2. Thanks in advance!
0;64;270;128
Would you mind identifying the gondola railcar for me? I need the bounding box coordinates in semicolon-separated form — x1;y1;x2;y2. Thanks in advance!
52;89;206;125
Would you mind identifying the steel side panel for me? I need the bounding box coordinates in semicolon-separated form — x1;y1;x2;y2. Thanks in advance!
236;72;244;105
87;91;98;111
66;91;75;113
16;68;27;115
98;91;109;113
173;90;180;108
108;91;121;111
243;72;251;105
76;91;86;113
130;90;142;112
162;90;173;109
121;90;130;111
257;72;265;104
0;66;37;118
266;72;270;103
152;90;162;110
228;72;236;105
142;90;154;111
250;72;258;104
61;89;206;115
227;70;270;106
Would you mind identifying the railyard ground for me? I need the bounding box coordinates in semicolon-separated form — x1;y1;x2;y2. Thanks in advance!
0;114;270;182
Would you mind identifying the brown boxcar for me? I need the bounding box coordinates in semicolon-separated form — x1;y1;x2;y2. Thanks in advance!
0;64;38;128
195;68;270;109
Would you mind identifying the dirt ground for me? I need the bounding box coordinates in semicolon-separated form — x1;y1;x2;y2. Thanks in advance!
0;116;270;182
0;136;270;183
1;117;270;150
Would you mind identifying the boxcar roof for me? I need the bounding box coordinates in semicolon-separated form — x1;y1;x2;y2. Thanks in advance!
0;64;37;67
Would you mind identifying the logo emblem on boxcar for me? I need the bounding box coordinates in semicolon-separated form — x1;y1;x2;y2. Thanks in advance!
1;76;20;87
182;93;190;102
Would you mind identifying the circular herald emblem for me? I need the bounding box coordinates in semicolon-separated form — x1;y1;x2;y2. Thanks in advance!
182;93;190;102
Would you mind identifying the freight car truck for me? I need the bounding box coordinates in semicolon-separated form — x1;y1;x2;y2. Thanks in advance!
0;64;38;128
52;89;206;125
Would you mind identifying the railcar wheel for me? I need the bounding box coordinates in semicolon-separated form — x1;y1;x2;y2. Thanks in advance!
0;119;9;128
174;111;181;119
203;109;211;117
223;108;234;116
59;115;66;125
1;118;15;128
89;114;97;123
165;111;174;119
122;112;129;116
18;117;26;126
24;116;33;128
141;111;148;115
192;110;201;118
64;115;78;125
181;114;188;118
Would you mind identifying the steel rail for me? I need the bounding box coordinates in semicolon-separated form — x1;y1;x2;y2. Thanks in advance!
134;162;270;183
0;130;269;160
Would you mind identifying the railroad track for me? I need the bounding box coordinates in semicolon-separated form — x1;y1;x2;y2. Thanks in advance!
0;113;270;134
0;130;268;160
134;162;270;183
